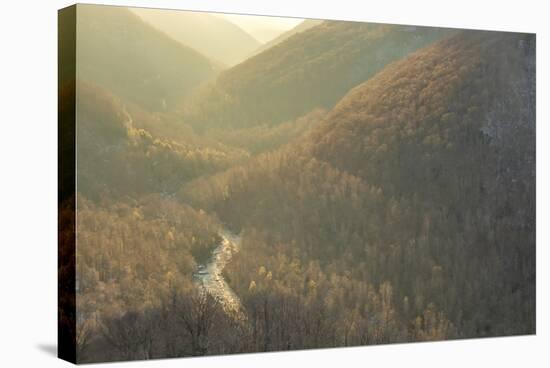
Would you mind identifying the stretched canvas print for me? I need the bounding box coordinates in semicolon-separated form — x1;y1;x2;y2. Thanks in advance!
58;3;536;364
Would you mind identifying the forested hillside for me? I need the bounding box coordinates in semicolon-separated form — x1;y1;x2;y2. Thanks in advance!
74;82;248;200
183;22;453;131
131;8;261;67
181;30;536;343
76;5;217;111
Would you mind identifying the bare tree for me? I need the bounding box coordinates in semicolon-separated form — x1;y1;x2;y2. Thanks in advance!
99;310;157;360
175;289;220;356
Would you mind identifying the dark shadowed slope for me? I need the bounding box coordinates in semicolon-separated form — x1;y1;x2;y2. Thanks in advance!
131;8;261;67
76;4;217;112
184;21;453;131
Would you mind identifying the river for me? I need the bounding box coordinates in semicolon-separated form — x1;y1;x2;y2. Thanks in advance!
193;229;245;319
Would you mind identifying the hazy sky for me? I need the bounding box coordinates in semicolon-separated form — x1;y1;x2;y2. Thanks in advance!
217;13;304;43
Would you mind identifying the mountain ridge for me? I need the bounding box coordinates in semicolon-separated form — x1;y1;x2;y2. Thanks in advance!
130;8;262;67
76;4;217;112
183;21;453;131
252;19;323;55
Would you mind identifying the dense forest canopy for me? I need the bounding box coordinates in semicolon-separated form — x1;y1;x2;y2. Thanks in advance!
60;5;535;363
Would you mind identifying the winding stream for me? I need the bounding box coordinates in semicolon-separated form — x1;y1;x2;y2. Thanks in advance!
193;229;245;319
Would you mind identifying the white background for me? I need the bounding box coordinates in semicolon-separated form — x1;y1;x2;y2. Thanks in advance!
0;0;547;366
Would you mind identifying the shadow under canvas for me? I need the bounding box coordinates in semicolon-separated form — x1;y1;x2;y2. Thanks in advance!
37;343;57;357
